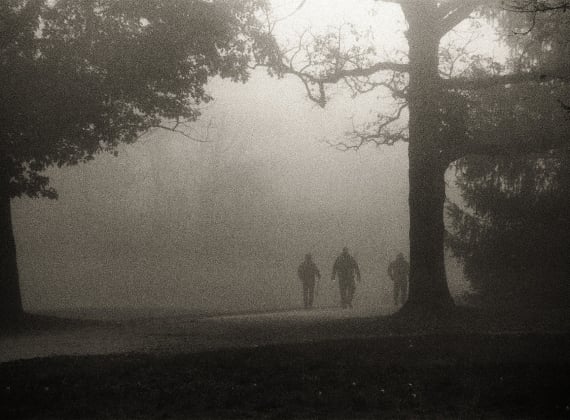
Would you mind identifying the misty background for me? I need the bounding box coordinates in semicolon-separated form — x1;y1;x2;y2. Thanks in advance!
10;0;490;314
11;73;468;313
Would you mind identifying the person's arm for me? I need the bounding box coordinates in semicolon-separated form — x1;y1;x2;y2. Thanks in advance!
315;265;321;280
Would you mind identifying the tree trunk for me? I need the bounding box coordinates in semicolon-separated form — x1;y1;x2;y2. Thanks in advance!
405;146;454;312
0;164;24;323
401;5;454;314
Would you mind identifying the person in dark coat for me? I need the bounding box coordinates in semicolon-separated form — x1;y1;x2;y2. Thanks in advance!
297;253;321;309
331;247;361;308
388;252;409;305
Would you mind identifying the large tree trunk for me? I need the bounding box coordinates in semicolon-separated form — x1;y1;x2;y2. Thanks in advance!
0;164;24;323
406;146;454;312
401;5;454;314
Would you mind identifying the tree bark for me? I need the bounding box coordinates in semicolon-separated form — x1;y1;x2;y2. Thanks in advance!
401;4;454;314
406;147;454;312
0;163;24;323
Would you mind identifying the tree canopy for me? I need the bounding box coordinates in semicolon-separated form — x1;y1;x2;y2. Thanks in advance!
448;152;570;308
0;0;265;199
1;0;267;321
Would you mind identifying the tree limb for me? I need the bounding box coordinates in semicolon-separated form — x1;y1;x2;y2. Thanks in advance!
439;4;478;36
154;117;213;142
327;101;409;150
281;60;409;85
277;55;409;106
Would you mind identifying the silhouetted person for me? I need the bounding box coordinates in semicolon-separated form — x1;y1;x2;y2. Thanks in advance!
388;252;409;305
331;247;361;308
297;253;321;309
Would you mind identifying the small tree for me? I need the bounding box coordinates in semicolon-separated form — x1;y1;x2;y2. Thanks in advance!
0;0;264;322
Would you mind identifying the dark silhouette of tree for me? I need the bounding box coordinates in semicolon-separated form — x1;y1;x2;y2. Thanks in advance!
446;4;570;308
0;0;264;322
448;154;570;308
447;81;570;308
258;0;569;315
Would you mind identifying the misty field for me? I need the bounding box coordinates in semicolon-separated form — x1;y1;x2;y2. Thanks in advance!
2;308;570;419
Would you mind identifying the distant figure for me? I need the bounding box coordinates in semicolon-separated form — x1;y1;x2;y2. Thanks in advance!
297;253;321;309
388;252;409;306
331;247;361;308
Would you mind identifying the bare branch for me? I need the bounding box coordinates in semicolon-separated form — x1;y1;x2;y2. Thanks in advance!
326;101;409;150
267;21;409;107
439;28;483;79
153;118;213;142
343;72;408;98
277;59;409;107
283;60;409;84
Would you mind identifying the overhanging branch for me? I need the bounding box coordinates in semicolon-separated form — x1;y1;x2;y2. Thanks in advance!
278;60;409;107
439;4;477;36
151;117;213;142
282;60;410;85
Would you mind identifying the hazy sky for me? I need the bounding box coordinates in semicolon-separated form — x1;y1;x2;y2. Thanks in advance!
12;1;501;313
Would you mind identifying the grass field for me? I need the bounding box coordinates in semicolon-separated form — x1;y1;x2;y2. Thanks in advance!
2;330;570;419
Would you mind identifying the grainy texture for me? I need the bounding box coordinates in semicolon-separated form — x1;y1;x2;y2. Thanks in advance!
2;331;569;419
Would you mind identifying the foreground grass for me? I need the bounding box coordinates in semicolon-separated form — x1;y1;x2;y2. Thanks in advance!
1;333;570;419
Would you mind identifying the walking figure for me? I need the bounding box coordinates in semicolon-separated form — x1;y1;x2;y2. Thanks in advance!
297;253;321;309
331;247;361;308
388;252;409;305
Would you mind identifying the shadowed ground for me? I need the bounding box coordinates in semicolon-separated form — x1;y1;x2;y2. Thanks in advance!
1;306;569;418
0;306;393;363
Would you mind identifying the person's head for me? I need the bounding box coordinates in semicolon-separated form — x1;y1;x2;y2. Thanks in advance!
397;252;405;260
342;247;349;255
305;253;312;261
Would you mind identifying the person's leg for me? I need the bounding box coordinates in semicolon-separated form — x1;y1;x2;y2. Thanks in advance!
303;283;309;308
308;284;314;308
347;280;355;308
339;279;347;308
393;281;400;305
401;280;408;305
307;280;315;308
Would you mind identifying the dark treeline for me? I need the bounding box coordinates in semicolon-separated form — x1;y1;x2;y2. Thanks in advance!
446;5;570;310
448;152;569;309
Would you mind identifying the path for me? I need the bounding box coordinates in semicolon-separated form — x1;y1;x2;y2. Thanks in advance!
0;306;394;363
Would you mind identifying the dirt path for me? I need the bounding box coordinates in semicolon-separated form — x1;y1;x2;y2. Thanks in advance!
0;306;394;363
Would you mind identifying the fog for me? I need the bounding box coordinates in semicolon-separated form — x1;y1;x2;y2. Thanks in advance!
12;72;468;314
10;0;486;314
